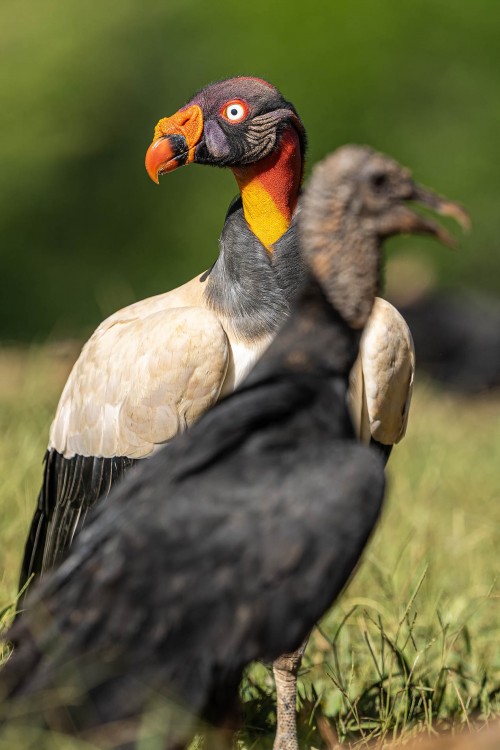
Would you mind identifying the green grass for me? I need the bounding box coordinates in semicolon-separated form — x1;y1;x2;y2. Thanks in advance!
0;346;499;747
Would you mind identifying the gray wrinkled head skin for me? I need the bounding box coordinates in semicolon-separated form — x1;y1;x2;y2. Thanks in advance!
186;76;305;167
299;144;463;329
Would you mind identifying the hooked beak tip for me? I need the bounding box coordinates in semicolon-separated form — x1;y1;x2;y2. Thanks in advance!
440;201;471;233
148;170;160;185
145;138;172;184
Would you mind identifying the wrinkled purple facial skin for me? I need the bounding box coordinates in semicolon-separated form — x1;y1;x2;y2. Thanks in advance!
177;76;302;168
203;119;231;160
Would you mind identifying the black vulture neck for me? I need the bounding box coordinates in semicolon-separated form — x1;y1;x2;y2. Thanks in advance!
245;276;362;385
300;191;382;330
231;126;303;252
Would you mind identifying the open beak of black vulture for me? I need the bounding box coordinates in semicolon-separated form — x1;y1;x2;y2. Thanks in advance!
145;105;204;183
394;183;471;248
409;183;471;246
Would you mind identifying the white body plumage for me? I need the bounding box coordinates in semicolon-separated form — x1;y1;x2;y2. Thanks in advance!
50;286;414;459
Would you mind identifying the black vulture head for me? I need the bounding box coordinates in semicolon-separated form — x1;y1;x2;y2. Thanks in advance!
300;145;469;329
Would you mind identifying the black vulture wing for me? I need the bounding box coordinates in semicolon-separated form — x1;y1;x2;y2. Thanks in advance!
2;374;385;743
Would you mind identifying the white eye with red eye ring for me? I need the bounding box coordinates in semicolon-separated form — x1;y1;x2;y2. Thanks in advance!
221;100;249;123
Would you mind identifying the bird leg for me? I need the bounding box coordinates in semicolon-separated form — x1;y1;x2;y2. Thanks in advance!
272;637;308;750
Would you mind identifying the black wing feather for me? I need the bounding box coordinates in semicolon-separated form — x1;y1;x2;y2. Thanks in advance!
19;451;137;592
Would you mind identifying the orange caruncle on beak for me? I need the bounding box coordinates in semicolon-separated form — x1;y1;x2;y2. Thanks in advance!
145;104;204;183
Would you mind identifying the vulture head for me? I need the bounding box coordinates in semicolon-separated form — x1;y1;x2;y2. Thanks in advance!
145;77;307;249
300;145;470;329
145;76;305;176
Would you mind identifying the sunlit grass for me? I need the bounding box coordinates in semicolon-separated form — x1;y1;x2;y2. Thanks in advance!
0;346;499;747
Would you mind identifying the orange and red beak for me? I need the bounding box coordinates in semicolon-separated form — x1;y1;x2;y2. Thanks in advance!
145;104;204;184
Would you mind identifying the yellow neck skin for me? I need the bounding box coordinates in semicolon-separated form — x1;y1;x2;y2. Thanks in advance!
232;128;303;251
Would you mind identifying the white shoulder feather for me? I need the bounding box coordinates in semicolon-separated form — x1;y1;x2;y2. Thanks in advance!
348;297;415;445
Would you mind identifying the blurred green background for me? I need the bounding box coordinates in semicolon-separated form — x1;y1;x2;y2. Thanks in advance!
1;0;499;341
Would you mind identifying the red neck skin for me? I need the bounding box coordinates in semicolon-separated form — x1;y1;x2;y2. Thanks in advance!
232;127;304;251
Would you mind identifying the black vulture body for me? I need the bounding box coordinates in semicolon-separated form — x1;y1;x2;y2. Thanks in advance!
2;283;385;748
